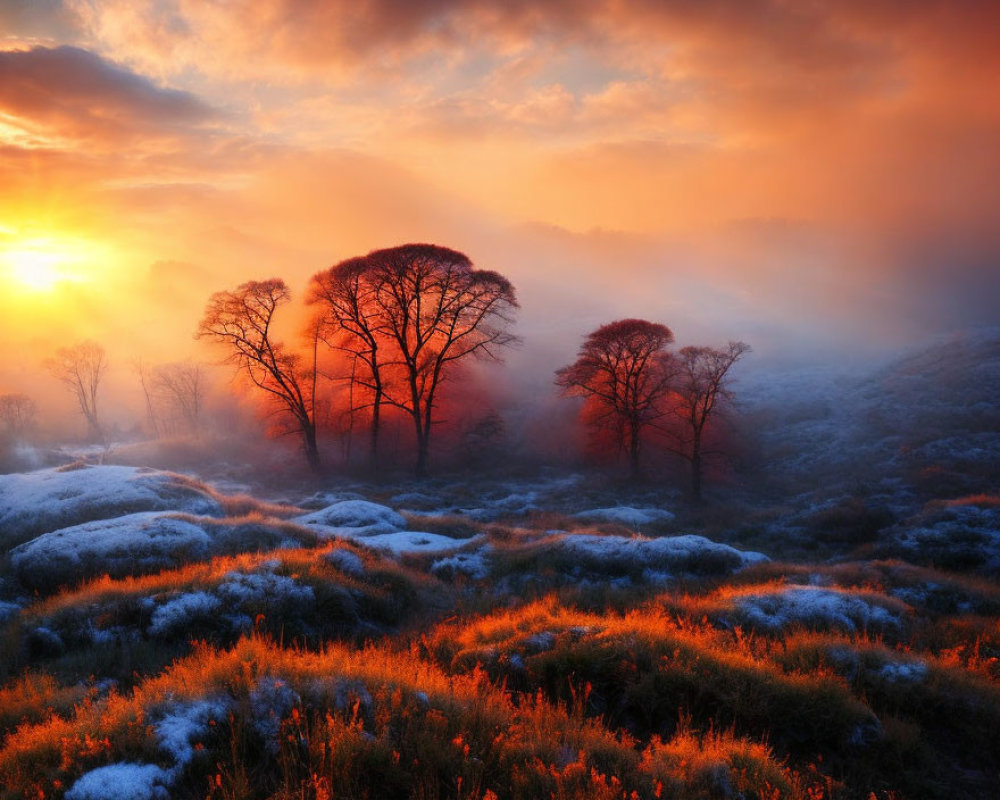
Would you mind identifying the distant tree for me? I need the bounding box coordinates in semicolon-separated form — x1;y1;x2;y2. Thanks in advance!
307;257;388;468
555;319;675;479
0;393;36;440
133;358;161;437
366;244;519;476
45;340;106;441
153;362;204;434
197;279;320;469
665;341;751;502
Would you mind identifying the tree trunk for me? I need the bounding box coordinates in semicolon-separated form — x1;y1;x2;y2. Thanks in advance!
628;418;641;480
370;389;381;471
303;425;321;471
690;430;703;503
415;432;430;478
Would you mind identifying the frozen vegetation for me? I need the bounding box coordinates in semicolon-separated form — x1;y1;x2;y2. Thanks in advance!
295;499;407;537
0;465;222;548
574;506;676;529
1;331;999;800
734;587;903;633
65;763;172;800
10;512;214;587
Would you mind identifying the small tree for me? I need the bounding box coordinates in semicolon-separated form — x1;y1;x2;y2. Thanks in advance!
45;340;106;441
154;362;204;434
307;257;388;468
366;244;519;476
0;393;36;440
555;319;675;479
197;279;320;469
666;341;751;502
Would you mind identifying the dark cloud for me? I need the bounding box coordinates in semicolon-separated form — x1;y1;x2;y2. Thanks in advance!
0;45;215;143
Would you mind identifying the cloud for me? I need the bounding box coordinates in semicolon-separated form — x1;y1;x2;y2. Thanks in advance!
0;45;215;146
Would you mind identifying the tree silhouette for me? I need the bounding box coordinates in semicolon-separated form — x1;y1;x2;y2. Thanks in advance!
153;362;204;435
45;340;106;441
307;257;387;468
0;393;36;441
666;341;751;502
197;279;320;469
365;244;519;476
555;318;675;478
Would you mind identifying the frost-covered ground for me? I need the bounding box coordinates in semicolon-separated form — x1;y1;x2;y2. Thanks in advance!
1;331;998;800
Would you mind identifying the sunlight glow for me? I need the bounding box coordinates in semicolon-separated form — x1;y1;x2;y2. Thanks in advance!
0;236;100;292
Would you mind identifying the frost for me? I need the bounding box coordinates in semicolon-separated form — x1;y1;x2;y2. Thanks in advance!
575;506;675;529
876;659;928;684
431;550;490;580
0;465;222;547
737;587;900;632
215;570;315;610
153;696;231;768
250;677;301;754
561;533;765;576
10;512;213;586
295;500;407;538
891;505;1000;571
325;548;366;576
362;531;482;554
148;592;221;637
65;763;171;800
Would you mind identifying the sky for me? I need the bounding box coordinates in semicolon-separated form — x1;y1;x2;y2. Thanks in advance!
1;0;999;414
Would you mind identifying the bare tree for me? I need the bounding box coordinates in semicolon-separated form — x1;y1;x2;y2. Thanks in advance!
45;340;106;441
307;257;387;468
0;393;36;440
665;341;751;502
154;362;204;434
555;319;675;478
197;279;320;469
366;244;519;476
133;359;161;438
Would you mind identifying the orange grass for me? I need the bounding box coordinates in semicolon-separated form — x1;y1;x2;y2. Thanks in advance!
0;633;826;800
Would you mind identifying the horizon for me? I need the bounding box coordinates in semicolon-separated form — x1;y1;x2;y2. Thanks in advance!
1;1;999;430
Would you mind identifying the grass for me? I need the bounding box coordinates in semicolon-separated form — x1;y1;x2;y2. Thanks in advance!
0;634;831;800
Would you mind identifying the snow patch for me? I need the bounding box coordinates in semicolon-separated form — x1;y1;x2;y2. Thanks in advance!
560;533;765;576
215;570;315;610
361;531;482;555
295;500;406;538
148;592;222;637
11;512;212;587
325;548;366;577
65;763;171;800
737;587;900;632
575;506;675;529
154;696;231;768
431;549;490;580
0;465;222;546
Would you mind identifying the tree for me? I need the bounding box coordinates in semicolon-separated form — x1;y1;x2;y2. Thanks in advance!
365;244;519;476
197;279;320;469
307;257;387;468
153;362;204;434
666;341;750;502
0;393;36;440
555;319;675;478
45;340;106;441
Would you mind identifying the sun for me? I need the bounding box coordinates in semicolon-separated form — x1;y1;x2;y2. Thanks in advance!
0;236;94;292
